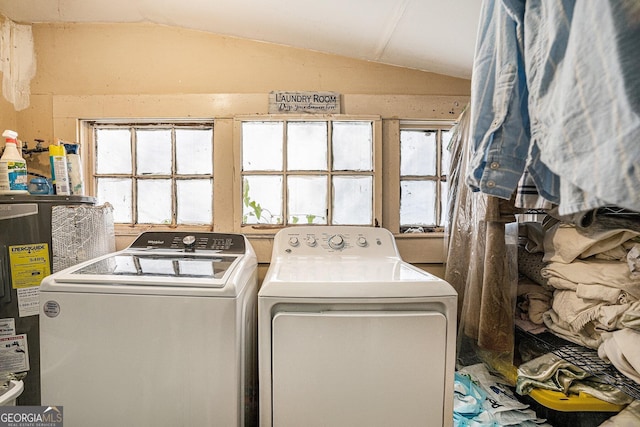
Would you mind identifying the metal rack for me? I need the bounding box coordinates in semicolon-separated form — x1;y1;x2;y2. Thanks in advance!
518;329;640;401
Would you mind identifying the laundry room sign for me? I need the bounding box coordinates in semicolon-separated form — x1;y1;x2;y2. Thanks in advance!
269;91;341;114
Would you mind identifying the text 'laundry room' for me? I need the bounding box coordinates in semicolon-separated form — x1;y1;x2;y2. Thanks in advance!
0;1;639;426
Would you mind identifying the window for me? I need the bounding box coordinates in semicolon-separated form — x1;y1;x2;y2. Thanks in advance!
238;117;380;228
90;122;214;226
399;122;452;232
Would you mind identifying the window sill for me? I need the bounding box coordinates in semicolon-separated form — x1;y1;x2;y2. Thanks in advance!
394;232;447;264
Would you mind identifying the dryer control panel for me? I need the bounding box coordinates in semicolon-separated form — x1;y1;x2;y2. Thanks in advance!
273;226;400;258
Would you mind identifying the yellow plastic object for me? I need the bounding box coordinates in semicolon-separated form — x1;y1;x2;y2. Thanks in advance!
477;348;519;386
529;388;626;412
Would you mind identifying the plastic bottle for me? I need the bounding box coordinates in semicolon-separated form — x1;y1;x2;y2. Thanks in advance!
0;129;28;194
49;144;70;195
63;142;85;196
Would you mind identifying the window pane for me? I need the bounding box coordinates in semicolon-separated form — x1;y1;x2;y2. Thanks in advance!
243;175;283;224
332;122;372;171
242;122;283;171
96;177;132;223
138;179;172;224
400;180;436;226
287;122;327;171
441;130;451;176
176;129;213;175
96;129;132;174
332;176;372;225
136;129;172;175
287;175;327;224
177;179;212;224
401;130;436;176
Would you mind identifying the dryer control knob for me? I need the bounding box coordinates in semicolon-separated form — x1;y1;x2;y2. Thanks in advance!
356;236;368;247
306;236;317;247
288;237;300;247
328;235;345;250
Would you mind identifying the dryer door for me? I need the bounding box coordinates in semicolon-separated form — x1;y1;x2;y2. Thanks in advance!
271;311;448;427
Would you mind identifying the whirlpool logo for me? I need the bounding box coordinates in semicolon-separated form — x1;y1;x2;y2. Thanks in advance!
0;406;63;427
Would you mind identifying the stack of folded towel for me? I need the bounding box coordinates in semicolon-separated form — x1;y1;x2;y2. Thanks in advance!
518;218;640;387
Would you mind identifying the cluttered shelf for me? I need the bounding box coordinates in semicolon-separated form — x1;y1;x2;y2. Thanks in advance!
516;328;640;401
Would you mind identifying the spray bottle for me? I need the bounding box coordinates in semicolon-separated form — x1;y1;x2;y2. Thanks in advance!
0;129;28;194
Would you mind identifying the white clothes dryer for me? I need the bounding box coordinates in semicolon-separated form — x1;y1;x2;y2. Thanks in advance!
258;226;457;427
40;231;258;427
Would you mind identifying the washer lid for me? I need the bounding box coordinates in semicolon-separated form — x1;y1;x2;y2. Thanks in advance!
267;259;430;283
48;252;242;288
259;259;457;298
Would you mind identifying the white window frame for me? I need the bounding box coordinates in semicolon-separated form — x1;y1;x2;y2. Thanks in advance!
233;115;382;235
398;120;454;233
83;119;215;229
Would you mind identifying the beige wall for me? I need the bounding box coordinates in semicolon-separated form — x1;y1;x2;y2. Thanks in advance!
0;96;16;132
31;23;470;96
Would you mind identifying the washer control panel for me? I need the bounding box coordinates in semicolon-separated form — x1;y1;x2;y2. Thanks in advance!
274;226;399;257
130;231;246;253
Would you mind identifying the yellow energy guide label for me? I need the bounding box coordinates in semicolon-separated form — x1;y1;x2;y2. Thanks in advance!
9;243;50;289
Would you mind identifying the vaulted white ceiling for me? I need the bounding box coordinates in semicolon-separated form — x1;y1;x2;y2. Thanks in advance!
0;0;481;79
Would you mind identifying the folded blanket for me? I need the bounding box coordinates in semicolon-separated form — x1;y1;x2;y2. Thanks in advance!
598;329;640;385
554;290;633;333
576;284;631;305
543;299;640;349
541;260;640;299
543;222;640;264
542;309;601;349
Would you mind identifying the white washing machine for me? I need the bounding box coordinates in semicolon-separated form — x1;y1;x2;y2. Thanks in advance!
259;226;457;427
40;231;258;427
